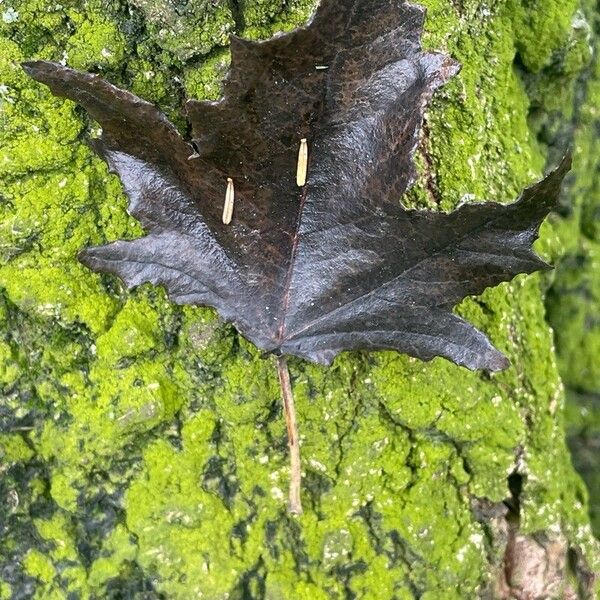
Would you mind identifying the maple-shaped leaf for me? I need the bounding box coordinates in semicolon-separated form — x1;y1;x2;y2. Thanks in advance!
23;0;570;373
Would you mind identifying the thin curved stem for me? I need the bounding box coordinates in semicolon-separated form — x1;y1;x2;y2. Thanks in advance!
276;356;303;515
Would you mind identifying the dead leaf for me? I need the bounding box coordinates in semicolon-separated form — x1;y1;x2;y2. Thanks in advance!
23;0;569;372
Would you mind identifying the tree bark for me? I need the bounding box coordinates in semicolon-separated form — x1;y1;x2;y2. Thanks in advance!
0;0;598;598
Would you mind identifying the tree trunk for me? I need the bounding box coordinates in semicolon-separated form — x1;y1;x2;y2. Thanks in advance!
0;0;598;598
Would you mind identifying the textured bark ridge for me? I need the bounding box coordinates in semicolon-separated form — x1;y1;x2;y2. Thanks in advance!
23;0;572;373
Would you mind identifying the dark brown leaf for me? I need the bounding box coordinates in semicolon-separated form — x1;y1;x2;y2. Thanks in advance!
22;0;570;371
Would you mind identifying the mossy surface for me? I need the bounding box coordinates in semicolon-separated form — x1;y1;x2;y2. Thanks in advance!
545;0;600;538
0;0;599;598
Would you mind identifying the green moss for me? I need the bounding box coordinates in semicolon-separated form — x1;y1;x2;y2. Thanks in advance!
0;41;81;177
0;259;117;335
184;49;231;100
130;0;234;61
240;0;318;39
0;433;34;463
418;0;548;213
95;295;163;362
507;0;579;72
1;0;599;597
0;582;11;600
32;514;90;596
547;242;600;392
23;550;56;584
523;12;593;117
128;57;175;105
0;338;19;385
65;11;127;71
544;0;600;537
87;525;137;588
38;350;188;468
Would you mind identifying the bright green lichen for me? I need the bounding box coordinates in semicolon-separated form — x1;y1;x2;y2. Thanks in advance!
240;0;319;39
64;11;127;71
543;0;600;537
23;550;56;585
130;0;234;61
508;0;580;72
0;582;10;600
0;0;599;597
0;433;34;463
184;49;231;100
548;243;600;393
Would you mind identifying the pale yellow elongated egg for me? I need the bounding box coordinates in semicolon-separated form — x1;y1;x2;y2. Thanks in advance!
223;177;235;225
296;138;308;187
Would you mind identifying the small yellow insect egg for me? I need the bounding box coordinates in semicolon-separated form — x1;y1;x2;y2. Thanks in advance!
223;178;235;225
296;138;309;187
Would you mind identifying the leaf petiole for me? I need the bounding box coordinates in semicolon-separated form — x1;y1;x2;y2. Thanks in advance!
276;356;303;515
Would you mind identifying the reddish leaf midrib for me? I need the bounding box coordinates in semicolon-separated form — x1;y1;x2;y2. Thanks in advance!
275;181;311;346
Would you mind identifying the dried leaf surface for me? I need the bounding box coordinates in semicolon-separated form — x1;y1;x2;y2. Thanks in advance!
23;0;570;370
